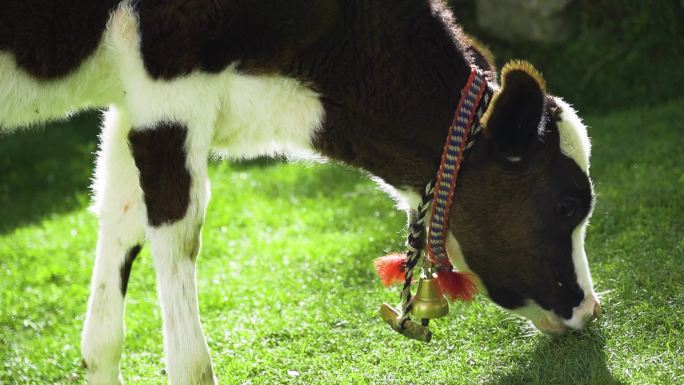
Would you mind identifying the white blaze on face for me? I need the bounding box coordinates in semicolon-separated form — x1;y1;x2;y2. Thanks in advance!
555;97;599;329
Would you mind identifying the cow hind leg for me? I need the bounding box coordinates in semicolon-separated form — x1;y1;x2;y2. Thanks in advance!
82;107;146;385
128;121;215;385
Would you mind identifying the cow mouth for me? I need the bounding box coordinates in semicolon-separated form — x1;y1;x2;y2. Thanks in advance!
511;302;571;335
562;293;601;330
530;294;601;335
532;312;568;335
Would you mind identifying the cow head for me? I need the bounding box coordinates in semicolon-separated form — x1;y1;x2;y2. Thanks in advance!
446;61;600;334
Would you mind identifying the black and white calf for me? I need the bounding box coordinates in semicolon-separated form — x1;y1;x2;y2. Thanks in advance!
1;0;600;384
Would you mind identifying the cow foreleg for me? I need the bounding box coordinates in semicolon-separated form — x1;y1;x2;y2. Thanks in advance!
82;107;146;385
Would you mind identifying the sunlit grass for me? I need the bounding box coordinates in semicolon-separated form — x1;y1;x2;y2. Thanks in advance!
1;100;682;384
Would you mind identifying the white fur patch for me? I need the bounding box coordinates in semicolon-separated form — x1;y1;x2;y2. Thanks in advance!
554;97;591;174
0;40;121;131
562;219;598;329
445;233;474;275
570;221;594;299
212;74;325;160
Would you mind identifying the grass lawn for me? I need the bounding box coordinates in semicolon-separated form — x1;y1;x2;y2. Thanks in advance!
1;96;683;384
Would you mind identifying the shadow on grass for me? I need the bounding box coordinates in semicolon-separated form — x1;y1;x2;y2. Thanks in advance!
488;327;625;385
0;114;314;235
0;112;101;234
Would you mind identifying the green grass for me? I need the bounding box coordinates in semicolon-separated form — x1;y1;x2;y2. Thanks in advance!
1;99;683;384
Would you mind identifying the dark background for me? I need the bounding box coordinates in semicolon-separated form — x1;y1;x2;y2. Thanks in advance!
451;0;684;114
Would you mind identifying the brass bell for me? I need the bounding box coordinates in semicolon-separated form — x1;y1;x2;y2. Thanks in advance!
411;277;449;320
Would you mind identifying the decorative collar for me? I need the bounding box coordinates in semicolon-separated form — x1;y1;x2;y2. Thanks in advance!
375;65;493;341
427;66;490;282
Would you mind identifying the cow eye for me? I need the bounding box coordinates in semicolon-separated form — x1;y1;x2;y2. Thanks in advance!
556;198;580;218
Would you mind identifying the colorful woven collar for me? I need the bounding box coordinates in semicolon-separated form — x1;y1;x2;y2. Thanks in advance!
375;65;492;340
427;65;490;284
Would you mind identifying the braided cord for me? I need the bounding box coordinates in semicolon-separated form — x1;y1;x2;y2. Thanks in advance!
394;66;492;330
398;180;435;327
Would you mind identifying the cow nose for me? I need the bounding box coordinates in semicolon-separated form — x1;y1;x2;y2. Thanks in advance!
567;294;600;329
583;294;601;324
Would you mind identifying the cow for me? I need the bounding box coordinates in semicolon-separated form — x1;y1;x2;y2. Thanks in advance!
0;0;600;384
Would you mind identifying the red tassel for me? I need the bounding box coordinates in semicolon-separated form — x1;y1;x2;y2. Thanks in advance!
374;253;407;287
436;270;477;301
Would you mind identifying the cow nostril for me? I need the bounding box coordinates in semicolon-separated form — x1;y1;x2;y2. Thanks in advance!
592;301;602;319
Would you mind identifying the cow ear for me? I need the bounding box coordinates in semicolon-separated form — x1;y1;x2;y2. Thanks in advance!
481;60;546;159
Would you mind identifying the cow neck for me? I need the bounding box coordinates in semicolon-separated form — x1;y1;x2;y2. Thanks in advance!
374;65;494;340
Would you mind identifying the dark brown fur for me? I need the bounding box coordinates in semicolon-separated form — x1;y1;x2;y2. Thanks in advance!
128;123;191;227
0;0;120;79
135;0;340;79
120;245;142;296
